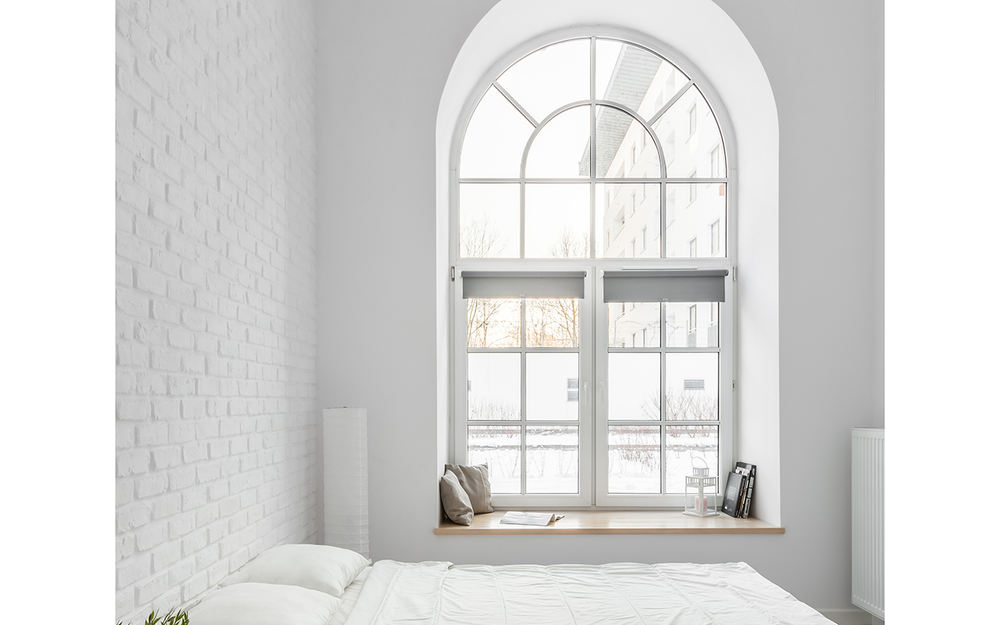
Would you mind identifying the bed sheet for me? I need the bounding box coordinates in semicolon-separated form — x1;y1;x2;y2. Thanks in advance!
328;565;372;625
340;560;834;625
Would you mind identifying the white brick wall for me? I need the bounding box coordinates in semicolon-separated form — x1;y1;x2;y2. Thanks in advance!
116;1;317;621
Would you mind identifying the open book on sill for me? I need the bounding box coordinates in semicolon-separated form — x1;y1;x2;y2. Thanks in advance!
498;511;566;526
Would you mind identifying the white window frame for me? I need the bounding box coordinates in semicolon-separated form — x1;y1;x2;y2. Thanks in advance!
454;269;595;508
593;271;734;508
451;30;736;510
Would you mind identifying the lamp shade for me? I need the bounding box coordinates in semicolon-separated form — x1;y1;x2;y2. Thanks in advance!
323;408;369;557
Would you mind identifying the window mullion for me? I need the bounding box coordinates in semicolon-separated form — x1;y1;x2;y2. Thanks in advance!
590;37;597;260
519;182;526;259
660;343;667;495
520;298;527;495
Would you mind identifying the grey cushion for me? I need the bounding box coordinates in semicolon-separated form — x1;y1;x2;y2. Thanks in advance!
440;470;474;525
445;463;493;514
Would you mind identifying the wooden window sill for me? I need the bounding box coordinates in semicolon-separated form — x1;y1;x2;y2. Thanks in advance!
435;510;784;535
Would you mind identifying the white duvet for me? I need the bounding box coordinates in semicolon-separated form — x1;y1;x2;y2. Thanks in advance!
341;560;833;625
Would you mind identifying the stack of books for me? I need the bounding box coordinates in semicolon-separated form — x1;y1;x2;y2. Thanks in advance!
721;461;756;518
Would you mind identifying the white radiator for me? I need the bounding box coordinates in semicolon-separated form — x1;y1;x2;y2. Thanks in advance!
852;428;884;620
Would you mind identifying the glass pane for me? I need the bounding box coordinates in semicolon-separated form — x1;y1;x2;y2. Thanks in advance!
467;353;520;420
460;184;519;258
608;352;659;421
660;87;723;178
664;425;718;494
526;425;578;493
467;298;521;348
608;425;660;493
526;299;579;348
524;106;590;178
596;40;688;120
663;183;726;258
664;302;719;348
608;302;659;348
596;183;659;258
526;353;579;421
594;106;657;179
461;86;534;178
664;353;718;421
524;184;590;258
497;39;590;124
468;425;521;494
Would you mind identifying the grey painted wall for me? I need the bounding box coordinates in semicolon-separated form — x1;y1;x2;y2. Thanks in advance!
316;0;882;614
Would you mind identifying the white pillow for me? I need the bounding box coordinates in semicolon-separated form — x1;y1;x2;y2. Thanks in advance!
188;583;341;625
223;544;371;597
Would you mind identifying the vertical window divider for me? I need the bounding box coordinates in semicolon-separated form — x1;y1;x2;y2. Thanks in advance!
660;181;667;258
590;37;598;260
519;182;526;259
520;298;528;495
660;303;668;495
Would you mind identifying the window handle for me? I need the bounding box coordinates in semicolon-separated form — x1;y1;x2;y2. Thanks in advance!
583;381;590;406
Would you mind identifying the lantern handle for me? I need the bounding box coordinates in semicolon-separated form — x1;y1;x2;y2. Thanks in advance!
692;457;709;470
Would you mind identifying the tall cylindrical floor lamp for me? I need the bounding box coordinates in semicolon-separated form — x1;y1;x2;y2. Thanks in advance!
323;407;369;558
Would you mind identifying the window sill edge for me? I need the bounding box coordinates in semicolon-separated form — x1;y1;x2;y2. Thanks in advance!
435;510;783;535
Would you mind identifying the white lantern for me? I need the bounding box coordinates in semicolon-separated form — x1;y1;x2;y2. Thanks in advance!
683;457;718;517
323;408;369;557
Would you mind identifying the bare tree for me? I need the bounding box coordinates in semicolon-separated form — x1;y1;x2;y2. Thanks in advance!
468;397;519;421
521;227;590;347
461;215;507;259
619;389;718;468
462;216;520;348
640;389;719;422
467;298;520;348
547;226;590;259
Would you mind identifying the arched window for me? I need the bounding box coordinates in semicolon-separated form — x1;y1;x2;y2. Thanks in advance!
453;34;734;508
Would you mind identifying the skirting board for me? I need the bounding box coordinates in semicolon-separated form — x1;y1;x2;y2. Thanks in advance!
820;608;881;625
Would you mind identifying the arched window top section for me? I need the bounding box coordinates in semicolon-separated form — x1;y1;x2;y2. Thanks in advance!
458;36;730;260
496;39;591;124
460;37;724;183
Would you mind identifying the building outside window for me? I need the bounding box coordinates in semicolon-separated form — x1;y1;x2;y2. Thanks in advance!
687;305;697;347
454;35;732;507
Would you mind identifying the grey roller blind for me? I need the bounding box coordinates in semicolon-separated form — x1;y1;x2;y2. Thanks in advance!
461;271;586;299
603;270;729;302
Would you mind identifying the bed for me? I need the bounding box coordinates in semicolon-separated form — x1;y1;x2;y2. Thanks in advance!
187;545;835;625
